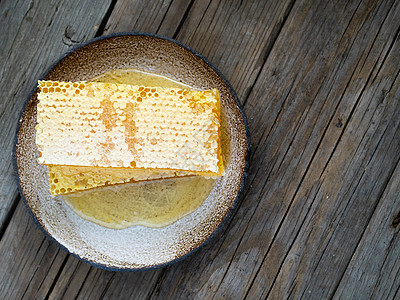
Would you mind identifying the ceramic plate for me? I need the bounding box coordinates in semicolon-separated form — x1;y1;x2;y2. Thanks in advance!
15;33;249;270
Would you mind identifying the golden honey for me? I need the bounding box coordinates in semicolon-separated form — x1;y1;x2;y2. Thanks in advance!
63;176;215;229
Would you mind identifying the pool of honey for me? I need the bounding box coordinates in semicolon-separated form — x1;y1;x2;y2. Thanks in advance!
62;69;218;229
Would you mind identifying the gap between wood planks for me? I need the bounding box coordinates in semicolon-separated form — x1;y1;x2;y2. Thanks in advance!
20;237;48;298
94;0;118;37
0;193;19;241
366;154;400;295
394;281;400;300
155;1;175;34
241;0;296;107
44;255;70;300
171;0;196;39
98;272;116;300
73;264;93;299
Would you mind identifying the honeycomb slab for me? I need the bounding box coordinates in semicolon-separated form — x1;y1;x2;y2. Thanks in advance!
36;80;224;194
47;165;193;195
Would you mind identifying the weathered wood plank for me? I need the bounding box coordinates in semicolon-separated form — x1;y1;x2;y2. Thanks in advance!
0;0;112;230
72;266;115;299
92;269;162;299
155;0;194;37
47;254;161;299
332;156;400;299
0;200;68;299
48;257;91;300
0;0;34;236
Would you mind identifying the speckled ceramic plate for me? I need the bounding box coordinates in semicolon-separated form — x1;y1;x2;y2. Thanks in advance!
15;33;249;271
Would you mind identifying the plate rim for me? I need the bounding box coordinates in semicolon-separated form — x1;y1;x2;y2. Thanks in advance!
13;31;251;271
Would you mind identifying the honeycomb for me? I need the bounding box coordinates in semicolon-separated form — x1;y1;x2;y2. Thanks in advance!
36;80;224;195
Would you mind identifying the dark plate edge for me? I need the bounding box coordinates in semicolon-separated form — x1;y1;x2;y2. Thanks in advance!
13;31;251;272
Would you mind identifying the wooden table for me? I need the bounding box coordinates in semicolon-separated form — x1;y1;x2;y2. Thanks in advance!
1;0;399;299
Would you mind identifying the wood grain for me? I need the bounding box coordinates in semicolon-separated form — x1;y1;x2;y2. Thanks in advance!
333;155;400;299
1;0;399;299
0;200;68;299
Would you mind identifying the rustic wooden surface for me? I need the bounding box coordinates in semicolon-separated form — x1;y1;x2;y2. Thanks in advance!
1;0;399;299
